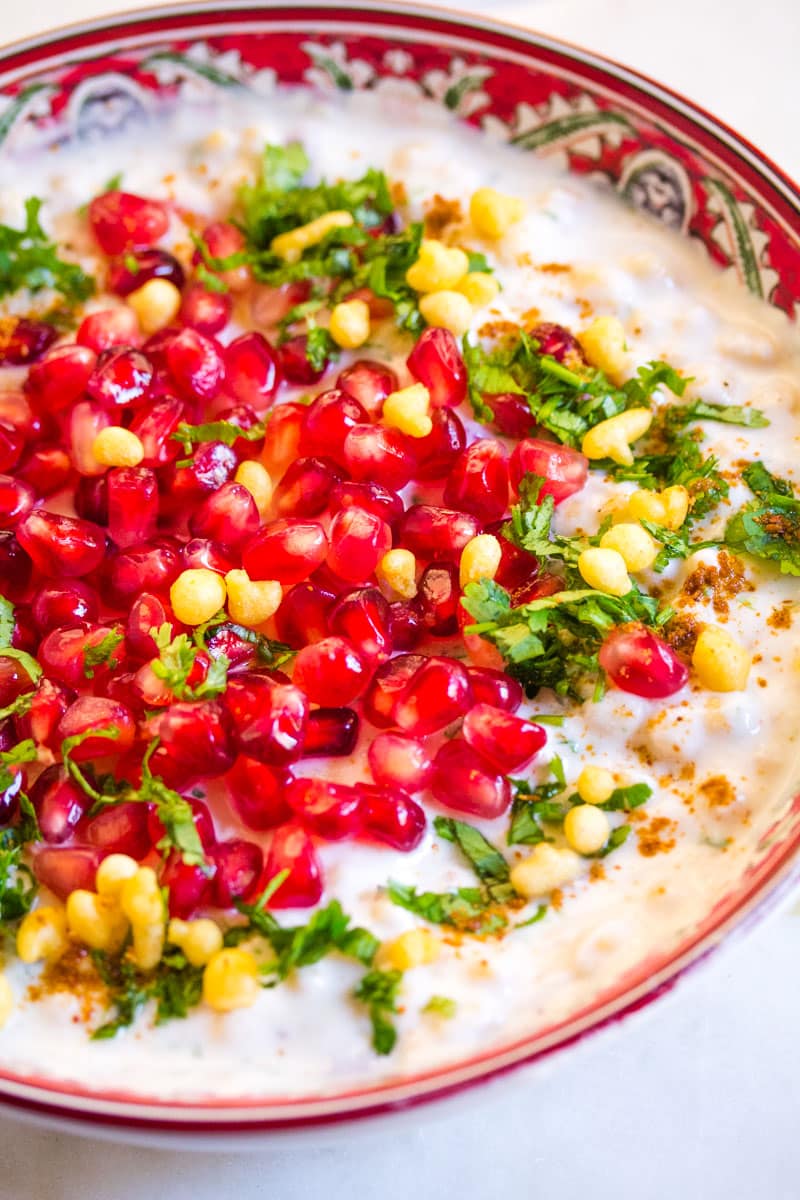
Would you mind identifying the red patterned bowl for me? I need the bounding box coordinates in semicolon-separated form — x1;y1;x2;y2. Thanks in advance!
0;1;798;1142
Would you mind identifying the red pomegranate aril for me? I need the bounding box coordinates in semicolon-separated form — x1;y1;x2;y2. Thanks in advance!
599;626;689;699
147;797;215;853
397;505;480;563
0;391;43;440
109;538;181;600
181;537;236;576
243;519;328;585
466;666;523;713
511;572;564;606
129;394;185;466
301;389;368;461
263;825;322;909
0;475;34;527
328;587;393;663
329;480;404;525
274;582;335;648
407;326;467;408
301;707;359;757
390;600;423;650
462;703;547;772
89;190;169;255
16;510;105;577
108;248;185;296
213;403;265;449
487;392;535;439
414;407;467;481
195;221;250;291
168;442;238;504
17;444;72;496
287;777;362;840
33;845;105;900
0;532;32;600
166;328;225;402
509;438;589;505
327;506;391;583
273;456;343;518
87;346;153;408
223;332;281;410
30;767;89;844
210;838;264;907
108;467;159;548
337;359;398;419
414;563;460;637
179;283;232;336
529;321;585;365
430;739;511;819
368;731;433;793
162;851;214;919
261;402;304;474
251;280;312;330
32;580;99;633
362;653;425;728
225;757;291;831
0;762;23;824
86;802;152;860
0;422;23;473
68;400;111;477
391;656;473;736
0;655;31;709
204;623;260;673
126;593;179;659
38;623;121;689
223;677;308;766
357;784;426;852
189;481;260;549
280;332;331;385
148;701;236;788
485;520;539;590
444;439;510;523
9;605;37;655
293;637;367;706
26;343;96;411
457;598;504;671
343;424;416;490
57;696;136;760
0;318;57;366
77;307;142;353
14;677;73;750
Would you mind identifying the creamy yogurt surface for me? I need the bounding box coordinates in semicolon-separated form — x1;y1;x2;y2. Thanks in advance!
0;85;799;1102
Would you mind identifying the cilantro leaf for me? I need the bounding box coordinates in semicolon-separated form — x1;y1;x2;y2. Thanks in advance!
82;629;123;679
724;461;800;575
0;197;95;303
423;995;457;1018
665;399;768;430
433;816;516;904
597;782;653;811
234;893;379;980
172;418;267;454
305;325;339;372
353;968;403;1055
0;596;14;648
0;814;37;923
599;824;631;856
90;948;203;1039
386;881;507;936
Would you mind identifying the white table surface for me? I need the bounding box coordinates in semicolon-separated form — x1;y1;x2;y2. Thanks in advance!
2;1;799;1196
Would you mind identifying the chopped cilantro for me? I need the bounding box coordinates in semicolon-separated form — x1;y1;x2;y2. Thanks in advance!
664;398;768;430
234;892;379;980
0;820;37;924
149;627;229;700
354;968;403;1055
507;765;567;846
305;324;339;371
0;596;13;648
195;616;294;669
82;630;124;679
599;824;631;857
433;816;516;905
0;197;95;303
422;995;457;1018
597;782;653;811
172;418;267;453
387;881;507;936
724;460;800;575
90;948;203;1039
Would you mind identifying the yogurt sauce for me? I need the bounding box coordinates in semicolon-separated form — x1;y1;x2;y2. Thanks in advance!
1;85;799;1101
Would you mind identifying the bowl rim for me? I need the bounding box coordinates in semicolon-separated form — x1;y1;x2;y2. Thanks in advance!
0;0;799;1135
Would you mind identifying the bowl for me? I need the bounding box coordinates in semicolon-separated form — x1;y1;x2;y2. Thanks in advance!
0;0;798;1142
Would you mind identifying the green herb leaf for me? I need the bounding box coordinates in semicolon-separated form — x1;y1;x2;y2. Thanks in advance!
82;630;124;679
387;881;507;935
598;782;653;811
0;596;14;648
171;418;267;453
423;994;457;1018
90;948;204;1039
0;197;95;303
433;816;516;904
353;968;403;1055
724;460;800;575
234;895;380;981
599;824;631;856
665;398;768;430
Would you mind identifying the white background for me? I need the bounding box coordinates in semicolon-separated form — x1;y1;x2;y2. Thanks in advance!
1;2;799;1197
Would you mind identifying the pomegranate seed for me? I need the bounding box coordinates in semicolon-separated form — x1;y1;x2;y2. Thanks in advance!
109;538;181;600
126;593;179;659
225;757;291;830
510;572;563;606
223;677;308;766
9;605;37;654
195;221;250;292
462;703;547;772
57;696;136;760
274;582;335;647
529;321;585;364
148;701;236;789
251;281;311;329
14;677;73;750
89;190;169;255
0;655;31;709
485;520;539;590
189;481;260;549
38;623;122;689
17;444;72;495
509;438;589;505
444;439;510;522
16;510;105;577
224;332;281;410
261;402;304;474
179;283;232;336
414;403;465;485
129;394;185;466
368;731;433;793
466;665;523;712
0;318;57;365
0;422;23;472
287;777;362;840
167;442;238;507
166;329;225;402
414;563;460;636
108;248;185;296
327;506;391;583
263;825;322;909
33;845;105;900
213;404;265;449
362;653;425;728
77;307;142;353
108;467;159;548
86;802;152;859
599;626;689;698
301;707;359;757
26;344;96;411
203;623;260;673
457;598;504;671
87;346;153;408
390;600;423;650
210;838;263;907
329;479;404;525
407;326;467;407
243;519;328;585
0;762;23;824
487;392;535;439
29;767;89;844
391;656;473;736
301;389;368;461
397;505;480;563
68;400;111;476
0;390;43;440
430;739;511;819
293;637;367;706
147;797;215;852
343;424;416;490
32;580;99;633
0;474;34;527
181;537;236;576
0;532;32;600
337;359;398;419
162;851;214;918
273;456;343;517
278;335;328;385
328;587;393;663
357;784;426;851
341;285;395;319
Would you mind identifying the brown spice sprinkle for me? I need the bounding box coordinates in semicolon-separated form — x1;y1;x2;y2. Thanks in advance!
423;194;463;238
589;862;606;882
478;319;521;340
678;549;753;618
698;775;736;808
536;262;571;274
389;180;408;208
637;816;678;857
664;611;700;657
27;946;107;1025
767;602;794;630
